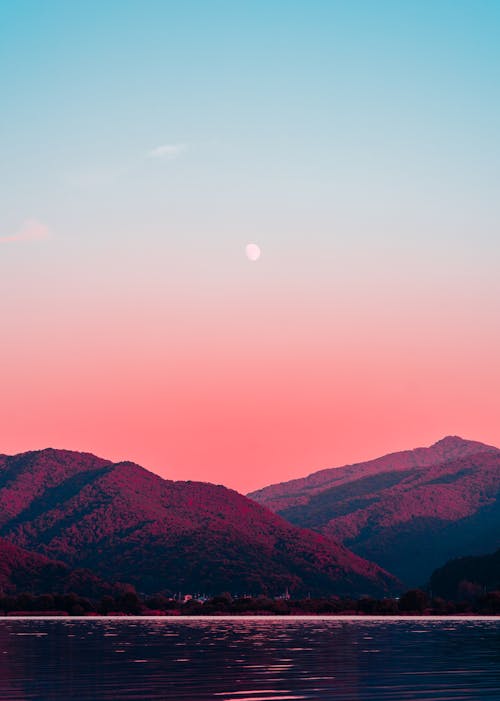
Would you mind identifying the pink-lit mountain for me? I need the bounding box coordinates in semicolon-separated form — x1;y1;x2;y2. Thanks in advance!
0;449;398;597
248;437;500;585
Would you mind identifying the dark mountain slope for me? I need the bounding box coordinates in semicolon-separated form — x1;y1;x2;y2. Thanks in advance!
430;548;500;599
0;536;110;597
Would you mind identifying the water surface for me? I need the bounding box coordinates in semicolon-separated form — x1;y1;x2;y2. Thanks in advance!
0;617;498;700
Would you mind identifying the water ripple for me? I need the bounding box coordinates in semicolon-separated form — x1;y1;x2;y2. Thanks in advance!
0;617;498;700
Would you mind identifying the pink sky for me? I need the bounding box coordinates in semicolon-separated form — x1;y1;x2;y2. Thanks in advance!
1;237;499;493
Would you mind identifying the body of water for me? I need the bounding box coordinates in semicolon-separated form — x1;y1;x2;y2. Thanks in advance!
0;616;498;700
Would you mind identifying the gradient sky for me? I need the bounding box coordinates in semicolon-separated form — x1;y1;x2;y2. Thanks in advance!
1;1;500;492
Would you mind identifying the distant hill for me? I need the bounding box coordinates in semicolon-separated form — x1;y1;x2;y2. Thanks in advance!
248;437;500;585
0;449;398;597
0;536;110;597
430;548;500;599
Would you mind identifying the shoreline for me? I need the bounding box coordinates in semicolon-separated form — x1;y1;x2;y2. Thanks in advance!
0;614;498;621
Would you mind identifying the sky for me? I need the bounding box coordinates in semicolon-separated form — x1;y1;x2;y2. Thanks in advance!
1;0;500;493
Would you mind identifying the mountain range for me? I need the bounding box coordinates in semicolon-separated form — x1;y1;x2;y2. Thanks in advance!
0;449;396;597
249;436;500;585
1;436;498;598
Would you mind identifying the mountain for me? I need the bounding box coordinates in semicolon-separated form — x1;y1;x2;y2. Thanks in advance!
0;449;397;597
248;437;500;585
430;548;500;599
0;536;110;597
249;436;496;511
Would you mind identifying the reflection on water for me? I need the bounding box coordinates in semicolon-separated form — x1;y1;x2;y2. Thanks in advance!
0;617;498;700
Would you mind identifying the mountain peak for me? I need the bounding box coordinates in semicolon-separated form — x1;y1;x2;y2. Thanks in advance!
429;435;497;454
431;435;468;448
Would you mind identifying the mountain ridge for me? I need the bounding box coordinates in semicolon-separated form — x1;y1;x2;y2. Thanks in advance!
248;436;498;511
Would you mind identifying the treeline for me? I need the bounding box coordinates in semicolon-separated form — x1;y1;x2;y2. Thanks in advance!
1;588;499;616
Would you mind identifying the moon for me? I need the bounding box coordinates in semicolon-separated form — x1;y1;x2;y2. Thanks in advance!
245;243;261;261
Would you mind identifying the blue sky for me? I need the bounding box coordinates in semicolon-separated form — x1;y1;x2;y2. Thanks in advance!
2;0;500;252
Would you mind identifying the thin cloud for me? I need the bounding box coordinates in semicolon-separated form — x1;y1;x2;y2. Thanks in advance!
148;143;187;159
0;219;51;243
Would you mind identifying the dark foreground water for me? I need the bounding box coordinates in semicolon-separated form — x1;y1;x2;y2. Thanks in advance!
0;617;498;700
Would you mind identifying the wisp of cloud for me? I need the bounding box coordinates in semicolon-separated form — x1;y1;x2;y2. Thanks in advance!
148;143;187;159
0;219;51;243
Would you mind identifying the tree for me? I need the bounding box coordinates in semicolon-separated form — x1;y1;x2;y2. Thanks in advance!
35;594;55;611
398;589;428;613
100;596;115;614
116;591;142;614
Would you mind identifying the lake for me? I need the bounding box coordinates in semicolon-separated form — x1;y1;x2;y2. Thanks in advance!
0;617;498;700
